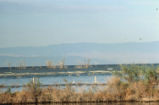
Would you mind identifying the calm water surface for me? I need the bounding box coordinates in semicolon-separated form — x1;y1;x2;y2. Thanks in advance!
0;74;112;91
0;74;112;86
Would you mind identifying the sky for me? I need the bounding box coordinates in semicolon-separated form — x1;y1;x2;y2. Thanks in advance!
0;0;159;48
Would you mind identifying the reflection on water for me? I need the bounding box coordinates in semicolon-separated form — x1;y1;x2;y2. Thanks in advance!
34;102;159;105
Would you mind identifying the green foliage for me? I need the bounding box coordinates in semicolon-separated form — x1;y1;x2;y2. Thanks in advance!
114;65;141;83
114;65;159;84
5;87;11;94
142;67;158;83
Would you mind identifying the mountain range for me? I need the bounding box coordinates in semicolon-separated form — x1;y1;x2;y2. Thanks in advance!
0;42;159;67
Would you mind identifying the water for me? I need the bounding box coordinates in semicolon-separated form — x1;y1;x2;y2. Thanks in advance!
0;74;112;91
0;74;111;85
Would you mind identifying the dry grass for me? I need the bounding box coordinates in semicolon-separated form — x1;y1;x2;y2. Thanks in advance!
1;79;159;104
1;65;159;104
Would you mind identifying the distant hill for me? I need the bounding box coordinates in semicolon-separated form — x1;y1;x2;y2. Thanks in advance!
0;42;159;67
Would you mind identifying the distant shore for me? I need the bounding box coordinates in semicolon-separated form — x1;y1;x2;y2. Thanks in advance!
0;63;158;78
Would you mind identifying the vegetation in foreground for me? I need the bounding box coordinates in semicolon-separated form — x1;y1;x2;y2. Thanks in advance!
1;65;159;104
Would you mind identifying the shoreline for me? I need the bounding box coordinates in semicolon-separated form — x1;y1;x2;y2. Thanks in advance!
0;83;108;88
0;70;113;77
1;99;159;105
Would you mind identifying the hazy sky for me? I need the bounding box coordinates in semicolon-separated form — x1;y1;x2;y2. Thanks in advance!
0;0;159;48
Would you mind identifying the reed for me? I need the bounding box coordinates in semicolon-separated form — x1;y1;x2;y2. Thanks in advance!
1;65;159;104
46;60;56;69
